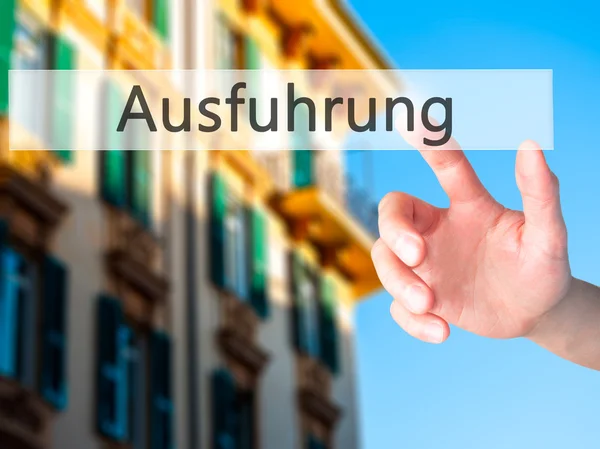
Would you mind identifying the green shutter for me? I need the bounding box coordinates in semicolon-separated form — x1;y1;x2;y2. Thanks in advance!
250;208;268;318
40;255;69;410
319;276;339;374
129;150;152;228
97;294;129;442
244;37;261;70
290;252;308;352
153;0;169;40
212;368;237;449
292;95;313;187
0;220;18;377
210;173;227;288
0;0;16;115
101;151;127;207
293;150;313;188
245;37;261;102
150;331;173;449
101;81;127;207
49;33;76;163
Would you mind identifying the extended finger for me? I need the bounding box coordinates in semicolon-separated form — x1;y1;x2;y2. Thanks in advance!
397;116;493;205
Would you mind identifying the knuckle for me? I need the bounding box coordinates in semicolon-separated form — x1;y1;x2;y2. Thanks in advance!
550;172;560;191
389;301;405;325
371;239;387;261
429;150;464;171
548;228;568;257
378;191;408;216
378;192;397;215
378;192;410;237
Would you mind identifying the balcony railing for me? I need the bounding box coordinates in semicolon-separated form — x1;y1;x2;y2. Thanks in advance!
254;149;378;238
346;177;379;238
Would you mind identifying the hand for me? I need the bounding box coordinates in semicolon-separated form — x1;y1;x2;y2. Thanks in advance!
372;139;572;344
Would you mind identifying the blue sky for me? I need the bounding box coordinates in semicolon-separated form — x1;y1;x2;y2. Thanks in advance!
348;1;600;448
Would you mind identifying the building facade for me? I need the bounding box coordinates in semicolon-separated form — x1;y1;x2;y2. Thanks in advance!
0;1;389;449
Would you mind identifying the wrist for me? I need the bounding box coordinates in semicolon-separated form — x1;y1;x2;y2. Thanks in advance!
525;275;575;343
523;276;600;370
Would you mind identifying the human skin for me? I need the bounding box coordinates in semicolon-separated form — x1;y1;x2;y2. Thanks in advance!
371;138;600;371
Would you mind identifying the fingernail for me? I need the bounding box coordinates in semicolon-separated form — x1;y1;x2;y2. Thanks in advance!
424;323;444;343
405;284;428;314
395;235;421;266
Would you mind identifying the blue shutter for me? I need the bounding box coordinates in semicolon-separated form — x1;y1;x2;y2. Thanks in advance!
308;435;326;449
97;294;129;441
210;173;227;288
150;331;173;449
212;368;237;449
0;221;18;377
40;255;69;409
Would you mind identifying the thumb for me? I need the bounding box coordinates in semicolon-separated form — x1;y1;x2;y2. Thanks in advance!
515;140;567;258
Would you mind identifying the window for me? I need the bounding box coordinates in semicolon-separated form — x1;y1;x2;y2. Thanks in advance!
210;172;270;317
215;16;237;71
96;295;172;449
236;390;255;449
100;81;153;229
0;228;69;409
211;369;256;449
224;193;248;300
11;16;47;140
8;14;76;163
290;254;340;372
290;253;320;356
299;266;319;357
126;331;149;449
215;17;243;99
307;434;327;449
318;276;339;374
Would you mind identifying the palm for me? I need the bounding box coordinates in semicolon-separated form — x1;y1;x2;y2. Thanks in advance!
372;141;571;343
420;203;570;338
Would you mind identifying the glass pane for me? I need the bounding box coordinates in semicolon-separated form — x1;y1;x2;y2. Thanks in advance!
300;268;319;357
11;19;46;140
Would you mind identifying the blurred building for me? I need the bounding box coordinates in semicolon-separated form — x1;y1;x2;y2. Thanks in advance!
0;1;390;449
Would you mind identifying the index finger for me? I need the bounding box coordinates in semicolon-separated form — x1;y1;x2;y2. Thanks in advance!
397;115;493;205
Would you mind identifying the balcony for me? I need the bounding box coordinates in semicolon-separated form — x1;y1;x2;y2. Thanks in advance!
112;1;168;69
266;150;381;300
